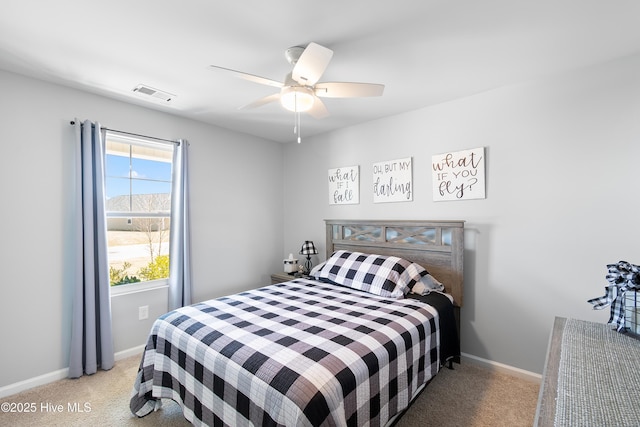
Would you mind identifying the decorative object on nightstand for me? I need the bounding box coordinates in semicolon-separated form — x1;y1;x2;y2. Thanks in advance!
283;253;299;274
299;240;318;274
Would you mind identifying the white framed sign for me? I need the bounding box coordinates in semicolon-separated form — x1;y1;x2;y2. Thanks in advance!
432;147;485;201
328;165;359;205
372;157;413;203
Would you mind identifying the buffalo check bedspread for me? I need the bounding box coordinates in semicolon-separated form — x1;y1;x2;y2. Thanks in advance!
130;278;442;427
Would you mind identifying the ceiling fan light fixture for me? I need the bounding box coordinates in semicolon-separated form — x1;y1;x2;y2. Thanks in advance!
280;86;314;112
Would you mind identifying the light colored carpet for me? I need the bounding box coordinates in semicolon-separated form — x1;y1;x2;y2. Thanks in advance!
0;355;539;426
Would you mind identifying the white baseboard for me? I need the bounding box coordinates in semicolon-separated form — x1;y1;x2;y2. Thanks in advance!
114;344;145;361
0;345;146;399
461;352;542;383
0;367;69;399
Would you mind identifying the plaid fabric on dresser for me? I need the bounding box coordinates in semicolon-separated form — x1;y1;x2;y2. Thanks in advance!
130;279;441;427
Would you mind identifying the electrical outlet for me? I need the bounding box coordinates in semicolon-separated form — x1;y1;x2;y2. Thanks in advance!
138;305;149;320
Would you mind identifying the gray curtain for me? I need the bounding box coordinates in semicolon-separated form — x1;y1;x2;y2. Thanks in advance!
69;120;114;378
168;139;192;310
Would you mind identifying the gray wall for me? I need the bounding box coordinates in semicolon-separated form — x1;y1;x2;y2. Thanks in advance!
0;70;285;387
282;53;640;374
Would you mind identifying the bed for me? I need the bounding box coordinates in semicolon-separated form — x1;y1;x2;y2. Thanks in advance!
130;219;464;426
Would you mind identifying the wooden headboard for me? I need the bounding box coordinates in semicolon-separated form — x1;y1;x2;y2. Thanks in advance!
325;219;464;307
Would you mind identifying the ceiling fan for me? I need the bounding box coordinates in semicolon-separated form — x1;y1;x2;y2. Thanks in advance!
209;42;384;142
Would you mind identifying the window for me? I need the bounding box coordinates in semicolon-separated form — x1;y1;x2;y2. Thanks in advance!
104;133;173;289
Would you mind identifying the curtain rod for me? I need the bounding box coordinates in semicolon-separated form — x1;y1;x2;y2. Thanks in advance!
69;120;180;145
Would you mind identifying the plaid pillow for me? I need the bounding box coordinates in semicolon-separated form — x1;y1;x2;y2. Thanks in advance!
312;250;428;299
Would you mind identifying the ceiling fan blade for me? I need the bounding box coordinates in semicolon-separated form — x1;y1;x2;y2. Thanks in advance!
315;82;385;98
239;93;281;110
209;65;283;88
307;96;330;119
292;42;333;86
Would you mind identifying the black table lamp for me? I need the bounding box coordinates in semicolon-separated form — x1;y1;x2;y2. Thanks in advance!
299;240;318;274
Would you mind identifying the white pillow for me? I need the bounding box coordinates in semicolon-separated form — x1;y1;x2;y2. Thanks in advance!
411;274;444;295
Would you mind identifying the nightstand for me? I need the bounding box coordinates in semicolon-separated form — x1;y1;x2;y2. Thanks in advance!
270;272;303;284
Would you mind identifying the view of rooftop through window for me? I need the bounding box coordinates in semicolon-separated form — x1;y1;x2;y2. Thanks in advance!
104;133;173;286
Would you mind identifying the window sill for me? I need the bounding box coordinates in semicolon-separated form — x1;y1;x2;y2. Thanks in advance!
110;279;169;297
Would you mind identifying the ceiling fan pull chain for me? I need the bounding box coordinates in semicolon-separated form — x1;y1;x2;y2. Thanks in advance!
297;111;302;143
293;91;298;136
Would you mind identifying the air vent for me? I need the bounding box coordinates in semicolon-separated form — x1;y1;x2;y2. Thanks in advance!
132;84;175;102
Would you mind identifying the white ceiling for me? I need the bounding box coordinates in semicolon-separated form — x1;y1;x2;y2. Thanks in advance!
2;0;640;143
